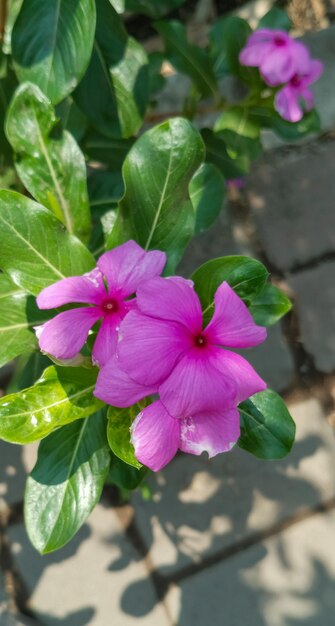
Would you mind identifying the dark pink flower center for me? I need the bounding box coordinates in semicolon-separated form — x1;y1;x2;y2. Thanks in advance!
194;333;207;348
102;299;119;315
274;36;286;47
291;74;301;87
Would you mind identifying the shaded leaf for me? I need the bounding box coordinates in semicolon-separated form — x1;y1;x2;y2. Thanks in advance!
107;454;147;490
112;0;184;18
258;7;292;31
107;400;151;469
189;163;225;234
209;16;260;84
249;284;292;326
201;128;246;178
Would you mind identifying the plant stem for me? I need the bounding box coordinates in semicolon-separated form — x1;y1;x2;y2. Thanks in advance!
0;0;7;41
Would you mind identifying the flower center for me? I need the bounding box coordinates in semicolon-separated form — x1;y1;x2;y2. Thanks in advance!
274;36;286;47
291;74;301;87
194;333;207;348
102;299;119;314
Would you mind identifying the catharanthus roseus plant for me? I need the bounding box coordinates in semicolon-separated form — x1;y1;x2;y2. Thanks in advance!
0;0;320;554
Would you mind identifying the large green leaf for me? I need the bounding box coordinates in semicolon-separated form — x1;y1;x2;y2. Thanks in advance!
209;16;260;85
74;0;149;139
6;83;91;242
110;118;205;262
238;389;296;459
0;366;102;444
0;274;52;368
191;256;268;322
249;284;292;326
12;0;96;103
112;0;184;18
107;401;151;469
0;190;95;295
189;163;225;234
155;20;218;98
25;410;110;554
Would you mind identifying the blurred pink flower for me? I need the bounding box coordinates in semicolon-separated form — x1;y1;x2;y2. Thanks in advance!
36;241;166;366
275;59;323;122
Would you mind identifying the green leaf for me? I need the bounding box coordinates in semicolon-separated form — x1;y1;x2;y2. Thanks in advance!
12;0;96;104
7;352;51;393
238;389;296;459
201;128;246;178
155;20;218;98
189;163;225;234
0;190;95;295
209;16;260;84
0;366;102;444
258;7;292;31
83;130;135;170
107;401;151;469
249;284;292;326
112;0;184;18
191;255;269;321
74;0;149;139
107;454;147;491
0;274;52;368
148;51;166;96
0;66;17;167
55;97;89;143
6;83;91;242
214;106;262;165
250;106;321;140
25;410;110;553
111;117;205;261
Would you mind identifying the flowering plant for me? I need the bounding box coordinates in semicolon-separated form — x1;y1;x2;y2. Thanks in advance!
0;1;321;554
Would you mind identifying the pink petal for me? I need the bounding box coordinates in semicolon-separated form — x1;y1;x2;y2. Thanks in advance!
304;59;323;84
205;282;267;348
118;310;190;386
97;241;166;298
260;48;296;86
214;350;267;403
247;29;289;45
290;41;312;74
37;268;106;309
37;307;101;359
131;400;180;471
92;316;120;367
239;41;273;67
159;346;236;418
179;407;240;458
137;276;203;333
94;356;157;407
275;85;303;122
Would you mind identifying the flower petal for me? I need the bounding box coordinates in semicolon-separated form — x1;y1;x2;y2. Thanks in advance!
215;349;267;403
94;356;157;407
260;48;295;86
118;310;190;385
37;308;101;359
137;276;203;332
97;241;166;298
275;84;303;122
205;281;267;348
131;400;180;471
159;347;236;418
179;407;240;458
37;268;106;309
239;40;273;67
92;316;120;367
304;59;323;84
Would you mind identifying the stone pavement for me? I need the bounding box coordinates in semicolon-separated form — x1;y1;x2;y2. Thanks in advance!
1;20;335;626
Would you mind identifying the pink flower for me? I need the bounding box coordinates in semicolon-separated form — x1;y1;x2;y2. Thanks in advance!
275;59;323;122
36;241;166;366
95;276;267;470
239;29;310;86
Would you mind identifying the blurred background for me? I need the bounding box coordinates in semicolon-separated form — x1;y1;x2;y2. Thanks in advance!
1;0;335;624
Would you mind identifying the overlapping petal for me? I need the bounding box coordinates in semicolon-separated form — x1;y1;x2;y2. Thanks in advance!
92;316;120;367
214;350;266;403
205;281;267;348
94;356;157;407
97;240;166;298
179;407;240;457
131;400;180;471
37;307;101;359
118;310;190;385
275;84;304;122
37;268;106;309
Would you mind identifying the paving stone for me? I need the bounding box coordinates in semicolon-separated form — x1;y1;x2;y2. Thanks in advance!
131;399;335;576
0;609;39;626
8;504;170;626
301;26;335;132
247;142;335;271
288;262;335;373
0;442;38;506
165;509;335;626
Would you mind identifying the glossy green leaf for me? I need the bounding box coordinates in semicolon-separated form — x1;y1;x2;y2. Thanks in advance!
2;0;23;55
189;163;225;234
258;7;292;31
249;284;292;326
6;83;91;242
12;0;96;103
214;106;262;165
112;0;184;18
250;106;321;140
238;389;296;459
25;410;110;553
0;190;95;295
191;255;269;321
0;366;102;444
209;16;260;84
111;118;205;261
107;401;151;469
0;274;52;368
155;20;218;98
201;128;246;178
107;454;147;491
74;0;149;139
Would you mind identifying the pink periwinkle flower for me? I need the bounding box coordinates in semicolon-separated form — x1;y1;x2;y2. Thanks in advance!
95;276;267;471
239;29;310;86
36;241;166;366
274;59;323;122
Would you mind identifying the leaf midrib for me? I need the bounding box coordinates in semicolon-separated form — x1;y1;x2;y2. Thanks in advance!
2;384;96;420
